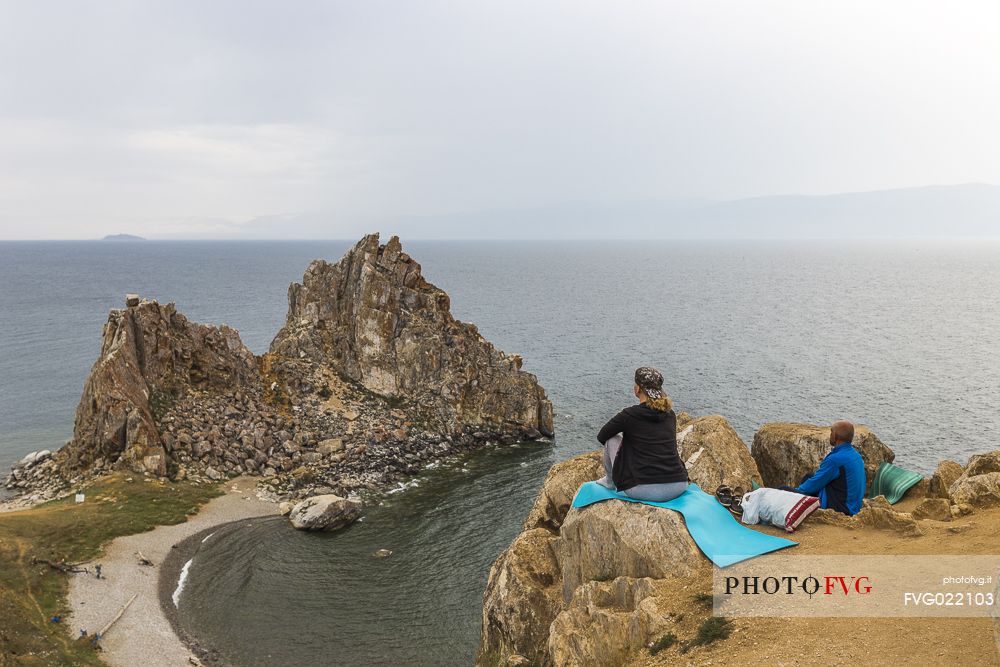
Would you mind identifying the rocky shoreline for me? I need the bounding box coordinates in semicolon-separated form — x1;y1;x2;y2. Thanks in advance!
478;416;1000;666
5;233;554;509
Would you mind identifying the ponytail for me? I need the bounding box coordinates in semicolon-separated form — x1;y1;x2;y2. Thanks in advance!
647;395;673;412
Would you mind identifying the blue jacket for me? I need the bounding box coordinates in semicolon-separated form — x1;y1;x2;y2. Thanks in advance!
795;443;866;515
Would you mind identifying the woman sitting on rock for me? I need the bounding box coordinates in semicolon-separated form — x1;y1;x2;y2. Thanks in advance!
595;367;689;502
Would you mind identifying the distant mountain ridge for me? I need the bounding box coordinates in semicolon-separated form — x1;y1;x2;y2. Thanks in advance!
83;184;1000;240
380;183;1000;239
685;183;1000;238
102;233;145;241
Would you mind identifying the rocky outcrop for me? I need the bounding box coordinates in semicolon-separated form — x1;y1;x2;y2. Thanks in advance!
751;422;894;490
558;501;705;603
911;497;952;521
929;459;964;499
676;413;762;491
547;577;671;667
812;504;924;536
288;494;362;531
481;436;1000;665
479;439;712;666
949;451;1000;508
523;452;603;532
269;233;553;440
480;527;563;665
6;234;553;501
64;300;259;477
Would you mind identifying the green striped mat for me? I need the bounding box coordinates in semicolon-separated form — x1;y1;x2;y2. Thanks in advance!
868;461;924;504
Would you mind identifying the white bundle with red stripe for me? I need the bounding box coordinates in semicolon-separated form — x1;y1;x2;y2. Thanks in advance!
740;488;820;533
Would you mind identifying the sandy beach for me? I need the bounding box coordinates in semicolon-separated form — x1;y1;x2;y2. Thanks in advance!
66;477;278;667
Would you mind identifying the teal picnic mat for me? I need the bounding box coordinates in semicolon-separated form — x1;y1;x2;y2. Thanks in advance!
868;461;924;504
570;482;797;567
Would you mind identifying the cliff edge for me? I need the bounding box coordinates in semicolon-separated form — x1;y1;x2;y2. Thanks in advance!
479;419;1000;666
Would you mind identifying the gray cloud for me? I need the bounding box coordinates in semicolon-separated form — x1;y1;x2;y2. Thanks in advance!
1;1;999;238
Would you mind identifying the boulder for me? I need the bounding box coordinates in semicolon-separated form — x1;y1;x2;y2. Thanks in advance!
751;423;894;490
289;494;362;531
547;577;670;667
15;450;51;469
522;452;602;532
963;450;1000;477
911;497;952;522
558;501;705;603
675;414;762;491
811;506;923;537
929;459;964;499
317;438;344;456
479;528;562;666
949;451;1000;508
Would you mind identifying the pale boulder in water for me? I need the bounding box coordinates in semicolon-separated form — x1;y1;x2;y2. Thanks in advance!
289;494;362;531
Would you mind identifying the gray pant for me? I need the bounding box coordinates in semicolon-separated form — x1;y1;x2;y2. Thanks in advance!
598;434;689;502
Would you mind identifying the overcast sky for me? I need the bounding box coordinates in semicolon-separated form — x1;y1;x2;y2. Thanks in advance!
1;1;998;239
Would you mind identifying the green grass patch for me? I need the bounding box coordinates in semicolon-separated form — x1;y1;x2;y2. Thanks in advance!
680;617;733;653
649;632;678;655
0;474;221;665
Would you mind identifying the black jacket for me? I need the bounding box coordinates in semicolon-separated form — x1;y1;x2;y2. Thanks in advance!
597;403;688;489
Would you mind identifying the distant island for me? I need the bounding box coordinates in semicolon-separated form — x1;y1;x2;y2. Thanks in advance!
102;233;145;241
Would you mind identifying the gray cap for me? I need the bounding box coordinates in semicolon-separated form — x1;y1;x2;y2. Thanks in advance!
634;366;665;400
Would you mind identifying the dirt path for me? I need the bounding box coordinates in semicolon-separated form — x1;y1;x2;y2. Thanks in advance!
633;502;1000;666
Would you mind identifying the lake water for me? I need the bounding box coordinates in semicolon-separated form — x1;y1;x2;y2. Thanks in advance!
2;239;999;665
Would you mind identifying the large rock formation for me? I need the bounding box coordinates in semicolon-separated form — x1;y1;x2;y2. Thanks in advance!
751;422;894;490
6;234;553;499
949;451;1000;508
480;527;564;665
270;233;553;439
547;577;672;667
929;459;964;499
676;413;763;491
479;435;714;666
522;452;603;533
482;438;1000;665
64;300;260;476
558;501;704;603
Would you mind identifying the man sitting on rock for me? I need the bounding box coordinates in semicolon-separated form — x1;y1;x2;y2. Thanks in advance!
788;420;865;516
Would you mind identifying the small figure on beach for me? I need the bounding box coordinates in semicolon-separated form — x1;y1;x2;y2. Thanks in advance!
595;367;690;502
94;563;103;579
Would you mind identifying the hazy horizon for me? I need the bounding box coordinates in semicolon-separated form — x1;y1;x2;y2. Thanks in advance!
3;2;1000;240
